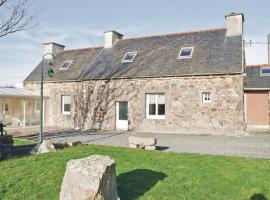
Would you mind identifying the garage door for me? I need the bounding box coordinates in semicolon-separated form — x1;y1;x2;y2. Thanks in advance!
246;91;269;125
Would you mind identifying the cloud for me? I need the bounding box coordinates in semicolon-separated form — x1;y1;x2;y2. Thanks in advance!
0;23;143;86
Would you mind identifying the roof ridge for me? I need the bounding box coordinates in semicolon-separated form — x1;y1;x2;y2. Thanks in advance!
122;27;226;41
59;46;103;53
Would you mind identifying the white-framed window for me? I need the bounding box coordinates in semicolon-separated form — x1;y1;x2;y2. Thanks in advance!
122;51;137;63
178;47;194;59
202;92;211;104
35;100;40;112
59;60;73;70
62;95;71;115
260;67;270;76
146;93;165;119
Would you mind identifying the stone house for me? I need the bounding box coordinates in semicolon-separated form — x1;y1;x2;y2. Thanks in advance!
245;64;270;129
24;13;245;135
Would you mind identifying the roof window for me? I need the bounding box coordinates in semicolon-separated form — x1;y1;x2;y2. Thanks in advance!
178;47;194;59
59;60;73;70
122;52;137;63
260;67;270;76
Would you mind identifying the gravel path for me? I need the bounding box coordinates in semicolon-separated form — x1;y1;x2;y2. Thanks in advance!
22;130;270;159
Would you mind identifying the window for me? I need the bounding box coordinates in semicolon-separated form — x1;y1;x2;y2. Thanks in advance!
59;60;73;70
62;96;71;115
178;47;194;59
260;67;270;76
202;92;211;104
4;103;8;112
146;93;165;119
35;100;40;112
122;52;137;63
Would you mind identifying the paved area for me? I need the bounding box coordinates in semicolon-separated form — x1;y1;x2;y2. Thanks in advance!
18;130;270;159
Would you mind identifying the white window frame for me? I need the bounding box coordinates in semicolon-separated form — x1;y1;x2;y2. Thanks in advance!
121;51;137;63
35;100;40;112
146;93;165;119
62;95;71;115
178;47;194;59
260;67;270;76
59;60;73;70
202;92;211;104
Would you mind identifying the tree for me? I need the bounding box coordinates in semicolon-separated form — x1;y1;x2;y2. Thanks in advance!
0;0;38;38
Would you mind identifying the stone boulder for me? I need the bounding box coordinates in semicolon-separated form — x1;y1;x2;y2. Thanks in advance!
33;139;56;154
60;155;119;200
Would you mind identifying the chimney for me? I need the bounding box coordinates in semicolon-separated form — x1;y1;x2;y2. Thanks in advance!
104;30;123;48
225;13;244;37
43;42;65;58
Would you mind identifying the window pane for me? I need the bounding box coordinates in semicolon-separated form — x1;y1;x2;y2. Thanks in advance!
64;104;71;112
261;68;270;74
119;102;128;120
157;94;165;104
149;104;156;115
180;48;192;57
63;96;71;104
158;104;165;115
148;94;156;104
62;96;71;113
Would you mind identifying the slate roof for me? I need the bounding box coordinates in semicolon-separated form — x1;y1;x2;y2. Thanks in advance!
245;65;270;89
24;28;243;83
24;47;103;82
82;28;243;80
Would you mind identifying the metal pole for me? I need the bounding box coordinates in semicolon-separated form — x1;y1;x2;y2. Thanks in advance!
39;53;55;144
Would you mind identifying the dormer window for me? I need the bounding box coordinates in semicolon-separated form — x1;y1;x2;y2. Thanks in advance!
260;67;270;76
59;60;73;70
122;52;137;63
178;47;194;59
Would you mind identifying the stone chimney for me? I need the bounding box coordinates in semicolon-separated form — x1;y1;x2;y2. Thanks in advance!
104;30;123;48
43;42;65;58
225;13;244;37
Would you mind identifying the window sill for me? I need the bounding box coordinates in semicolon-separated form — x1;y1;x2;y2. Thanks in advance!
146;115;165;120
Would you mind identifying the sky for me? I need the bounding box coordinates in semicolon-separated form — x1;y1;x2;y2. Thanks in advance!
0;0;269;86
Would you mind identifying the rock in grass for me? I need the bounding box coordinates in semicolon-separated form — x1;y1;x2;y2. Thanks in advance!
60;155;119;200
32;139;56;154
68;141;82;147
128;136;157;146
145;146;156;150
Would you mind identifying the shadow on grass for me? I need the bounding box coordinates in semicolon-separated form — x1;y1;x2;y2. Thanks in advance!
250;194;268;200
117;169;167;200
0;144;37;161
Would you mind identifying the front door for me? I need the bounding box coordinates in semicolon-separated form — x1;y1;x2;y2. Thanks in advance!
116;101;128;130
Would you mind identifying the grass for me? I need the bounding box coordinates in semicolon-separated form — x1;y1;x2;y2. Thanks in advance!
0;144;269;200
13;139;37;146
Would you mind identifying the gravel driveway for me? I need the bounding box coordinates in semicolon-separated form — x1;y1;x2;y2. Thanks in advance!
19;130;270;159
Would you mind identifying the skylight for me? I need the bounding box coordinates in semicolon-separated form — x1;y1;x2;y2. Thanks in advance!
260;67;270;76
122;52;137;63
178;47;194;59
59;60;73;70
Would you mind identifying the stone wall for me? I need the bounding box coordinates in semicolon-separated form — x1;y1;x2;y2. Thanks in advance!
24;74;245;135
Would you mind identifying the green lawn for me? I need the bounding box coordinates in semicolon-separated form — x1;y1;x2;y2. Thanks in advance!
0;144;269;200
13;139;37;146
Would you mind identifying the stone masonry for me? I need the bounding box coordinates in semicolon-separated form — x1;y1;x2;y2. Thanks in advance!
24;74;245;135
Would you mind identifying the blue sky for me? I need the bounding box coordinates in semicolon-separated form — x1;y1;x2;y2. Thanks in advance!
0;0;269;86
